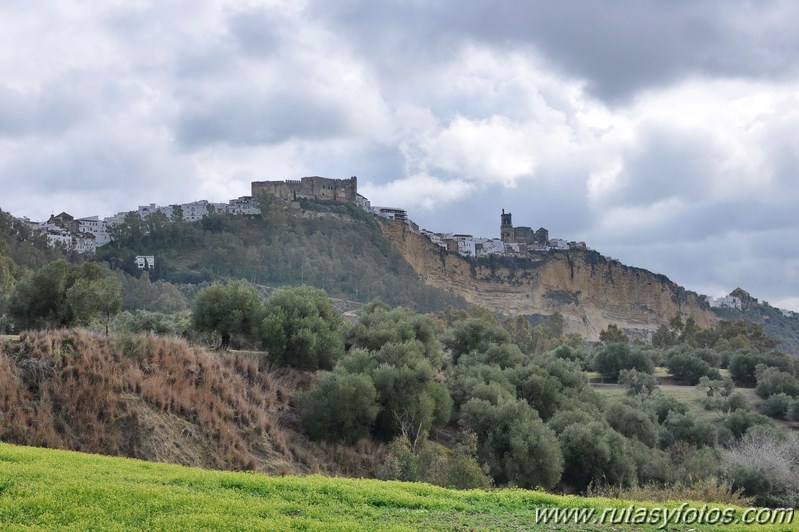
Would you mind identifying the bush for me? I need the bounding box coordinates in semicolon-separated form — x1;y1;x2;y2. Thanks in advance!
193;280;261;349
111;310;192;337
504;364;563;421
298;372;379;443
559;421;636;491
445;318;511;365
665;353;720;384
721;431;799;507
647;393;688;424
449;363;516;411
754;364;799;399
722;410;773;439
604;403;659;448
618;368;658;396
591;343;654;379
660;412;717;448
371;358;453;441
788;399;799;422
377;432;492;490
728;352;794;386
348;302;442;366
763;393;793;419
460;398;563;489
258;286;344;369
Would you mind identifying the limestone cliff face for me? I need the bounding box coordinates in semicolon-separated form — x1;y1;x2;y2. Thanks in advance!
380;220;718;341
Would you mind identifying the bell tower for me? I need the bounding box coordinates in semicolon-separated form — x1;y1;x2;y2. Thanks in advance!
500;209;514;242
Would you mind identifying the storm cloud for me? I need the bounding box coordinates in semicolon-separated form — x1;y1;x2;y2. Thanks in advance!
1;0;798;309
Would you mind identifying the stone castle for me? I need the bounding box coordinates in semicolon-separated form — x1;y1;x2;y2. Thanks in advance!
251;176;358;203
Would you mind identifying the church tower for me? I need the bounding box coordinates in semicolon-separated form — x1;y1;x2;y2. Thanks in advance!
500;209;514;242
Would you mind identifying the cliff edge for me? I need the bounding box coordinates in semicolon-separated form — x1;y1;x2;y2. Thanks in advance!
380;220;718;341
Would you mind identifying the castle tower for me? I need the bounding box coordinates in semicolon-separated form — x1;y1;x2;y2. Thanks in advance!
500;209;514;242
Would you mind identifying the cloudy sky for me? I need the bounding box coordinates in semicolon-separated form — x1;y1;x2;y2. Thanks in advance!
2;0;798;310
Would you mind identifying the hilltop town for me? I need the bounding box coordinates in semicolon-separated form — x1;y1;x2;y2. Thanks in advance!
11;175;795;317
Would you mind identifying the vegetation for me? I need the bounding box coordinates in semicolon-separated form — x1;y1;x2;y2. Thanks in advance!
7;261;122;331
96;198;466;313
192;280;261;349
5;442;788;531
5;199;799;512
259;285;345;369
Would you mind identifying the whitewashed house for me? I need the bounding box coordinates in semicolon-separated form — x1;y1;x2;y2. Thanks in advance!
135;255;155;269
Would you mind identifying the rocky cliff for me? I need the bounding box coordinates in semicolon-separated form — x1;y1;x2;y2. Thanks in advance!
380;220;718;341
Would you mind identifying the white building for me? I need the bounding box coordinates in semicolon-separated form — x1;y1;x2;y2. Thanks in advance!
371;206;408;221
45;227;72;248
549;238;569;250
709;295;742;310
72;233;97;254
137;203;159;218
475;239;505;256
135;255;155;269
103;211;130;227
181;201;210;222
226;196;261;216
77;216;112;247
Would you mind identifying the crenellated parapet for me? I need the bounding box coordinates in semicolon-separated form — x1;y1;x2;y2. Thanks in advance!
252;176;358;203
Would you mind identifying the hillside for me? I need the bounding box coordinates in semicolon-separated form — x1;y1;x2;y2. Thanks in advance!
0;329;380;477
379;219;719;342
711;289;799;357
1;442;793;531
96;200;465;313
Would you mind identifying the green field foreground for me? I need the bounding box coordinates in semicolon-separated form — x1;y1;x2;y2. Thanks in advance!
0;442;795;531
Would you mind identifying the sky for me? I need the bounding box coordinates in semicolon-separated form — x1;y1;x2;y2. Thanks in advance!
1;0;798;310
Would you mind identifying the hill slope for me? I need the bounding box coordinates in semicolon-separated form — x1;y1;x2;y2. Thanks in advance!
0;329;380;477
97;200;465;313
1;442;791;531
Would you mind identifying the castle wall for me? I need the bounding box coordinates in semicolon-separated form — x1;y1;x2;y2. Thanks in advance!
252;176;357;203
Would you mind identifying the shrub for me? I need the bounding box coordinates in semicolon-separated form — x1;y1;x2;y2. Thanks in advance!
618;368;657;396
558;421;636;491
449;363;516;411
787;399;799;421
445;318;511;365
660;412;717;448
193;280;261;349
348;302;442;366
729;352;794;386
665;353;720;384
722;410;773;439
647;392;688;424
298;372;379;443
460;398;563;489
504;364;563;420
377;432;492;490
763;393;793;419
754;365;799;399
258;286;344;369
605;403;659;448
371;360;452;441
591;343;654;379
721;431;799;507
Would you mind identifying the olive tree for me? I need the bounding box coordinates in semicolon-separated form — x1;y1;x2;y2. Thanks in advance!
192;280;261;349
258;286;344;369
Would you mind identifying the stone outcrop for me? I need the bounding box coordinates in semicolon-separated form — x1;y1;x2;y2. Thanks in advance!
380;220;718;341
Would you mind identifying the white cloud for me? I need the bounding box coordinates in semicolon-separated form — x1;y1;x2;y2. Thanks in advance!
361;174;475;211
0;1;798;306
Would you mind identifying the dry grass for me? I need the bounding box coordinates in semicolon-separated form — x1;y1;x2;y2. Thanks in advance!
0;329;383;477
588;477;754;506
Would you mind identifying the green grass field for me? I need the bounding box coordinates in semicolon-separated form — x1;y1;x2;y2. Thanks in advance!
0;442;796;530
